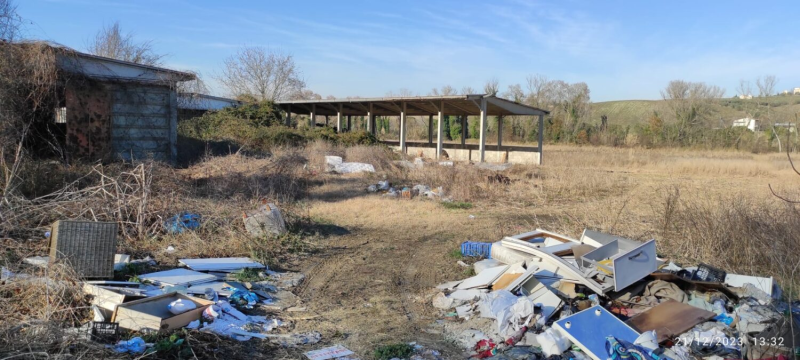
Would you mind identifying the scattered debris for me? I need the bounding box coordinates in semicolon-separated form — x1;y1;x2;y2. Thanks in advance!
179;257;266;272
304;345;354;360
243;201;287;236
325;155;375;174
164;212;201;234
49;220;118;278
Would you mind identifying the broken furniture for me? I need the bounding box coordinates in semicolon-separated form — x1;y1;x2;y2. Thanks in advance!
179;257;266;272
579;238;657;292
112;292;214;332
84;283;148;319
625;299;716;343
49;220;118;278
554;305;640;360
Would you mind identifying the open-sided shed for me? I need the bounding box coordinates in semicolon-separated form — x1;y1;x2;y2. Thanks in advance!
276;94;549;164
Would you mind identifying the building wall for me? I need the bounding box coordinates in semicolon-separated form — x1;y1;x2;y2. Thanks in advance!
396;146;541;164
65;81;112;161
110;84;177;163
65;81;177;164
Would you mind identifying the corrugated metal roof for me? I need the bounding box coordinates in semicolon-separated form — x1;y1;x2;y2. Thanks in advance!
275;94;549;116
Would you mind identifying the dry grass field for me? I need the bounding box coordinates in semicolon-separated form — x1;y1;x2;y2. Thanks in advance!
3;142;800;359
280;143;800;357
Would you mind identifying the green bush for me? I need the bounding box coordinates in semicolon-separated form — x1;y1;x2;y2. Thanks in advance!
374;343;414;360
178;101;380;152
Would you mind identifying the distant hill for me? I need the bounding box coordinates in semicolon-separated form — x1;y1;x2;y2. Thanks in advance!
591;96;800;127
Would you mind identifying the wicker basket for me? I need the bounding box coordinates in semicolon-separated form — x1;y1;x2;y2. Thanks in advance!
49;220;118;278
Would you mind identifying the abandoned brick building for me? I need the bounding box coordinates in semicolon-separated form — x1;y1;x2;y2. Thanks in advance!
31;44;195;165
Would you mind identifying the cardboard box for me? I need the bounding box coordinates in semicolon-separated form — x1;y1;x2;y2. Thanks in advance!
111;292;214;332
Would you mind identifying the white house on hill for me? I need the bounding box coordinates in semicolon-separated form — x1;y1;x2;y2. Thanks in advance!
732;117;760;131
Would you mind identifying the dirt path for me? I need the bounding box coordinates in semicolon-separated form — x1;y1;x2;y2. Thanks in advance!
287;174;503;358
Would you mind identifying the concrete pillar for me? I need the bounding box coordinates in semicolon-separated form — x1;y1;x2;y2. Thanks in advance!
285;105;291;126
479;97;487;162
428;115;433;144
497;115;503;150
347;115;352;132
461;116;466;146
367;103;373;134
537;114;544;165
309;104;316;128
400;102;407;154
436;101;444;159
337;104;342;133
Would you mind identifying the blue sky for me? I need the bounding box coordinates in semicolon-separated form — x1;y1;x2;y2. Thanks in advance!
18;0;800;101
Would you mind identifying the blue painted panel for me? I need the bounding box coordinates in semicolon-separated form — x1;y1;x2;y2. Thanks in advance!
554;305;640;360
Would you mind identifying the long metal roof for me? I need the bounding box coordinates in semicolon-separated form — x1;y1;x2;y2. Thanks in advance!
275;94;549;117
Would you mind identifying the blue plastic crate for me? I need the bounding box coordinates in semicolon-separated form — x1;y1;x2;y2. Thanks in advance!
461;241;492;258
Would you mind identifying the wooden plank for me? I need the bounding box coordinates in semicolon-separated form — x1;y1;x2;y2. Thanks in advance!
492;273;522;291
625;299;715;343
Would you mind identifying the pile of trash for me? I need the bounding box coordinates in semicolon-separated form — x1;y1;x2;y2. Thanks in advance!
2;213;331;356
366;180;446;200
432;229;799;359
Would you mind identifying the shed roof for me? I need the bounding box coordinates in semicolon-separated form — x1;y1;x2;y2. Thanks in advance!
276;94;549;117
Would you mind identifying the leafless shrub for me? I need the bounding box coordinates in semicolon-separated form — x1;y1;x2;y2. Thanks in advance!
657;188;800;294
0;0;20;41
86;21;164;65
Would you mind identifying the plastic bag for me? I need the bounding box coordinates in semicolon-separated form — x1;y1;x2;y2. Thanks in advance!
537;328;571;357
167;299;197;315
114;337;146;354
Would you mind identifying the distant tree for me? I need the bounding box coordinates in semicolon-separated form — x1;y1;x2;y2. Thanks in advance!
218;46;305;101
737;79;753;98
756;75;777;97
0;0;20;41
660;80;725;143
292;89;322;100
483;77;499;95
756;75;781;150
87;22;164;65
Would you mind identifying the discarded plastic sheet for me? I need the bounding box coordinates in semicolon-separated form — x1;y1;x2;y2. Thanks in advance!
456;265;508;290
325;156;375;174
139;268;217;287
179;258;266;272
24;256;49;267
164;212;201;234
554;305;640;360
304;345;355;360
724;273;774;296
625;299;715;343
